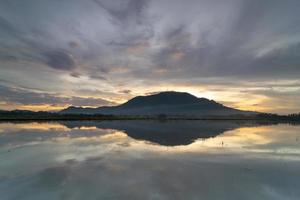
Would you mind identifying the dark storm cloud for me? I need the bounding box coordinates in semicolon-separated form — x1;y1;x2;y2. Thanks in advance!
0;85;115;107
43;50;76;71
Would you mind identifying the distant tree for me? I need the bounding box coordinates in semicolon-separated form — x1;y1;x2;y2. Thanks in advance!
157;114;167;120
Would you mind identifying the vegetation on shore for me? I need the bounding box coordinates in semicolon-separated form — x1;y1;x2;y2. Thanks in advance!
0;110;300;122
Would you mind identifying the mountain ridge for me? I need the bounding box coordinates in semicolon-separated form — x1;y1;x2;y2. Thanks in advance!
60;91;255;116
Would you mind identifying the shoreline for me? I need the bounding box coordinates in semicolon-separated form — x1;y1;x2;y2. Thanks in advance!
0;117;299;124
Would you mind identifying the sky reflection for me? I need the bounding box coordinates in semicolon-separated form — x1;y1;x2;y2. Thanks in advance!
0;121;300;200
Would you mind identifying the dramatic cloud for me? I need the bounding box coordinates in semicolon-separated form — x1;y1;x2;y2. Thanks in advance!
0;85;115;110
0;0;299;113
43;50;76;71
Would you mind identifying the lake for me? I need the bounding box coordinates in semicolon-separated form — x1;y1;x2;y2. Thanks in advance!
0;120;300;200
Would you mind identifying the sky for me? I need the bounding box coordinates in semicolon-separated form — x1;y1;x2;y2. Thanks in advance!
0;0;300;114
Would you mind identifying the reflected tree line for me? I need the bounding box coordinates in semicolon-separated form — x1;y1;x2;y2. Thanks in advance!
1;110;300;122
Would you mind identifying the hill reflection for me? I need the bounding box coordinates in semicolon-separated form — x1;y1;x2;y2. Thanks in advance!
59;120;264;146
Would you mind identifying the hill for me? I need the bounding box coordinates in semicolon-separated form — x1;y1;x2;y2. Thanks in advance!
60;91;255;117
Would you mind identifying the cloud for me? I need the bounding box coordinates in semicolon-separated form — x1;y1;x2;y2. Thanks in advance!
146;0;300;80
0;16;22;39
0;0;300;112
89;74;107;80
43;50;76;71
93;0;148;23
0;85;115;109
1;0;300;78
118;89;132;94
70;71;81;78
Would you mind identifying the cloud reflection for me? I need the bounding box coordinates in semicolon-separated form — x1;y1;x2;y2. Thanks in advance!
0;121;300;200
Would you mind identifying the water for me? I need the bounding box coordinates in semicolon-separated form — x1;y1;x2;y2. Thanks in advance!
0;120;300;200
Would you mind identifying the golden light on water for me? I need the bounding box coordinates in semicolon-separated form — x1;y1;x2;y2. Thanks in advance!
0;122;69;131
1;122;300;158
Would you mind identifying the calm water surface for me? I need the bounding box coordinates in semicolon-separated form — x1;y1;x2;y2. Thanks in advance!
0;121;300;200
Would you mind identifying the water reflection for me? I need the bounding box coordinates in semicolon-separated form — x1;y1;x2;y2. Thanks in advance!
61;120;250;146
0;121;300;200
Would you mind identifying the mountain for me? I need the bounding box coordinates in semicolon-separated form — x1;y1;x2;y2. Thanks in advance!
60;91;255;117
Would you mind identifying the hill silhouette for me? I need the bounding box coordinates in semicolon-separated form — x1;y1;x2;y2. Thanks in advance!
60;91;254;116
